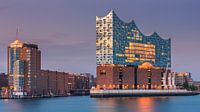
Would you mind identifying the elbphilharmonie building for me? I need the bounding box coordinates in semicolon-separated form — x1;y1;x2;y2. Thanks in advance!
96;10;171;68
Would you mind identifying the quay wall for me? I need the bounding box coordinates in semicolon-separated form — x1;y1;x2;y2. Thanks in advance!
90;89;199;97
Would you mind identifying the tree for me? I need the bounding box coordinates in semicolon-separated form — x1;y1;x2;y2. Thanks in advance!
182;82;198;91
183;82;189;90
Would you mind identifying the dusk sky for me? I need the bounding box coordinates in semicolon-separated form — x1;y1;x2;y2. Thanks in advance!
0;0;200;79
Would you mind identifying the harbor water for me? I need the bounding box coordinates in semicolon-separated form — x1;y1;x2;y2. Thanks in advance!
0;95;200;112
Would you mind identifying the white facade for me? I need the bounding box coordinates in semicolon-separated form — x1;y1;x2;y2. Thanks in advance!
96;11;113;65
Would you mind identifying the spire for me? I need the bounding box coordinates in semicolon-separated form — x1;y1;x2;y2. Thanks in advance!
10;27;23;47
12;27;23;45
16;27;19;41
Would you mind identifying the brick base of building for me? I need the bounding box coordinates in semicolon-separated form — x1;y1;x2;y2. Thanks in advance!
96;65;164;90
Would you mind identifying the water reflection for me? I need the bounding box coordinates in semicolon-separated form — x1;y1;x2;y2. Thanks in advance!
136;97;157;112
95;97;169;112
1;99;41;112
0;96;182;112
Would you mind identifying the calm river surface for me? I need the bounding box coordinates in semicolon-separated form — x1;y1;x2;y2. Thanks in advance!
0;95;200;112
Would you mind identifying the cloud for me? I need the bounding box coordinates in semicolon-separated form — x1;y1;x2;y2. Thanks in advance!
22;31;89;47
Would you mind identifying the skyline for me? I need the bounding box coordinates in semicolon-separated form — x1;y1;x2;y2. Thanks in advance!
0;0;200;80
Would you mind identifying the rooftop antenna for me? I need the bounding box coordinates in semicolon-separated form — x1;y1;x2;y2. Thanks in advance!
16;27;19;40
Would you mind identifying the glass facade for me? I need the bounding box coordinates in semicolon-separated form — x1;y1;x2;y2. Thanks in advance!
9;48;20;74
8;39;41;95
96;10;171;68
13;60;25;91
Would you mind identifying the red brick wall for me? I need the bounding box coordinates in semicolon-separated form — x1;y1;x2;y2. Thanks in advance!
113;66;135;89
137;69;149;88
96;65;163;89
48;71;57;94
37;70;90;96
96;65;135;89
56;72;65;95
96;66;114;88
36;71;48;95
64;73;69;93
151;69;163;89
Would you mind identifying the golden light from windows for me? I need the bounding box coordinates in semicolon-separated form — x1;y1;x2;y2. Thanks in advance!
138;62;154;69
117;42;156;63
10;39;23;48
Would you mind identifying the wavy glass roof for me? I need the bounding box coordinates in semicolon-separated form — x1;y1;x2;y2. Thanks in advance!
96;10;171;68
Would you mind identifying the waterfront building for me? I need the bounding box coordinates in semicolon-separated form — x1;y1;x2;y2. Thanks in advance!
193;81;200;91
37;70;90;96
8;39;41;95
0;73;9;97
96;10;173;90
171;72;194;89
38;70;68;96
7;38;91;97
80;73;95;88
96;63;166;89
0;73;8;88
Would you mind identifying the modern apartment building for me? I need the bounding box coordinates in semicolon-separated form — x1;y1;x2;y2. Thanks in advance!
8;39;41;95
7;38;91;97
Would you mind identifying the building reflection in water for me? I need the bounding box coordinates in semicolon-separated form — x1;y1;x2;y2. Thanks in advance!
136;97;156;112
1;99;40;112
95;97;169;112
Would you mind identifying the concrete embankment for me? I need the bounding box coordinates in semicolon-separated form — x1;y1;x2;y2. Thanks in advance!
0;95;69;99
90;89;199;98
0;89;90;99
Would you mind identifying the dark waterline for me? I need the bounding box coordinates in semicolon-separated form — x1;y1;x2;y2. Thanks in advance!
0;95;200;112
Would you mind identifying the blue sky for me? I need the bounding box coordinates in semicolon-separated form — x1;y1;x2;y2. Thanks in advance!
0;0;200;80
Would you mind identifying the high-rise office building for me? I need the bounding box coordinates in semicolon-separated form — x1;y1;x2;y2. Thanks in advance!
96;10;171;68
8;39;41;95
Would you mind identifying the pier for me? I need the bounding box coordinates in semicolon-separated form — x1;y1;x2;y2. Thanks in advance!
90;89;199;98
